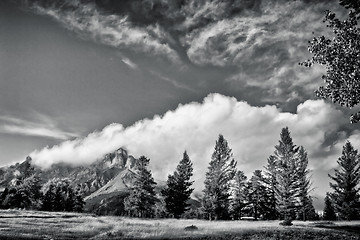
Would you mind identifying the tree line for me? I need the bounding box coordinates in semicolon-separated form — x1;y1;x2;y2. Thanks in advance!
124;127;359;224
0;164;84;212
0;127;358;222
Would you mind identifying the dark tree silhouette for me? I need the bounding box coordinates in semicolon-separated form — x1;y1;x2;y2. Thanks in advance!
162;151;194;218
323;192;337;220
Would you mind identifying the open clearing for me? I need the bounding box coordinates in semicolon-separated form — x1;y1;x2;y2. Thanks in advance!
0;210;359;240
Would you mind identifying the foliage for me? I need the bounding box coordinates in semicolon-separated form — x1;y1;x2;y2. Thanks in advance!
162;151;194;218
328;141;360;220
263;155;279;220
0;174;42;210
230;170;248;220
124;156;157;218
296;196;319;221
301;4;360;123
246;170;269;220
323;192;337;220
41;178;84;212
296;146;312;221
272;127;300;224
339;0;360;16
203;135;237;220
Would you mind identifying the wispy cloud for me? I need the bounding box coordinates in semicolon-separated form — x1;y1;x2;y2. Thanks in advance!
23;0;181;64
148;70;194;92
120;56;138;70
0;113;79;140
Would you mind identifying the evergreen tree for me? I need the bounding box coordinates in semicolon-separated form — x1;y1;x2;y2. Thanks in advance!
230;170;248;220
273;127;300;225
323;192;337;220
162;151;194;218
247;170;268;220
73;193;85;212
263;155;278;220
41;178;83;212
296;196;318;221
41;183;55;211
203;134;237;220
329;141;360;220
124;156;157;218
296;147;312;221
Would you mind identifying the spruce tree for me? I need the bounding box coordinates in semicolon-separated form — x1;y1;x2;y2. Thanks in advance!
247;170;268;220
323;192;337;220
329;141;360;220
263;155;278;220
296;196;318;221
230;170;248;220
162;151;194;218
203;134;237;220
296;146;312;221
124;156;157;218
273;127;300;225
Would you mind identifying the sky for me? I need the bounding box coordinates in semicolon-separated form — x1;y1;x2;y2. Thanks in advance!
0;0;358;210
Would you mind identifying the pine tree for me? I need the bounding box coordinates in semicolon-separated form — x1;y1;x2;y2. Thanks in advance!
323;192;337;220
273;127;300;225
162;151;194;218
203;134;237;220
329;141;360;220
230;170;248;220
124;156;157;218
296;146;312;221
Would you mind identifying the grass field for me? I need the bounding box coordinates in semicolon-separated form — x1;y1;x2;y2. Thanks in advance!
0;210;359;240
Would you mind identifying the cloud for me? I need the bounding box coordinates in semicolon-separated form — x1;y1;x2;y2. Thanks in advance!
148;70;194;92
0;113;79;140
29;93;349;195
21;0;181;64
120;56;138;70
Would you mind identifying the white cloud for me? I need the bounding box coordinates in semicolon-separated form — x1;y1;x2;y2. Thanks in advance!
29;93;349;194
0;114;78;140
120;56;138;70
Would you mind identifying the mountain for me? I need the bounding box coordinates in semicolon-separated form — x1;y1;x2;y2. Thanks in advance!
0;148;200;216
0;148;137;196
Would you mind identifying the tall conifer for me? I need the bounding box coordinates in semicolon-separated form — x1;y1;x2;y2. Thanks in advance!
203;135;237;220
329;141;360;220
162;151;194;218
124;156;157;218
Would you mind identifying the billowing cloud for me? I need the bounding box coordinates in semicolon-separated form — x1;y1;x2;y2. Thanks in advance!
30;93;350;195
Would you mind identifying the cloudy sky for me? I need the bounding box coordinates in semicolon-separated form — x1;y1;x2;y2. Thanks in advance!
0;0;358;209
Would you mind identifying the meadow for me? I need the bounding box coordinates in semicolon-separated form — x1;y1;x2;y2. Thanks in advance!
0;210;359;240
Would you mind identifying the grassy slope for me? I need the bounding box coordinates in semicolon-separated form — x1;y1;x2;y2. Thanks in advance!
0;210;359;240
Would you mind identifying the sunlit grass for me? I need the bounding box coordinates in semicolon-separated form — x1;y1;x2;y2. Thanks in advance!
0;210;359;239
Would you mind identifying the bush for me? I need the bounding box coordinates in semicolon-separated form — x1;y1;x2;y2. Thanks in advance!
184;225;198;231
279;219;293;226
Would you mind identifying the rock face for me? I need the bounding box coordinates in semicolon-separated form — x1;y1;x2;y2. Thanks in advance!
0;148;137;197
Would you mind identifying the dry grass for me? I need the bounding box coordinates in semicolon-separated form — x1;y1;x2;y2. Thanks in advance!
0;210;359;239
